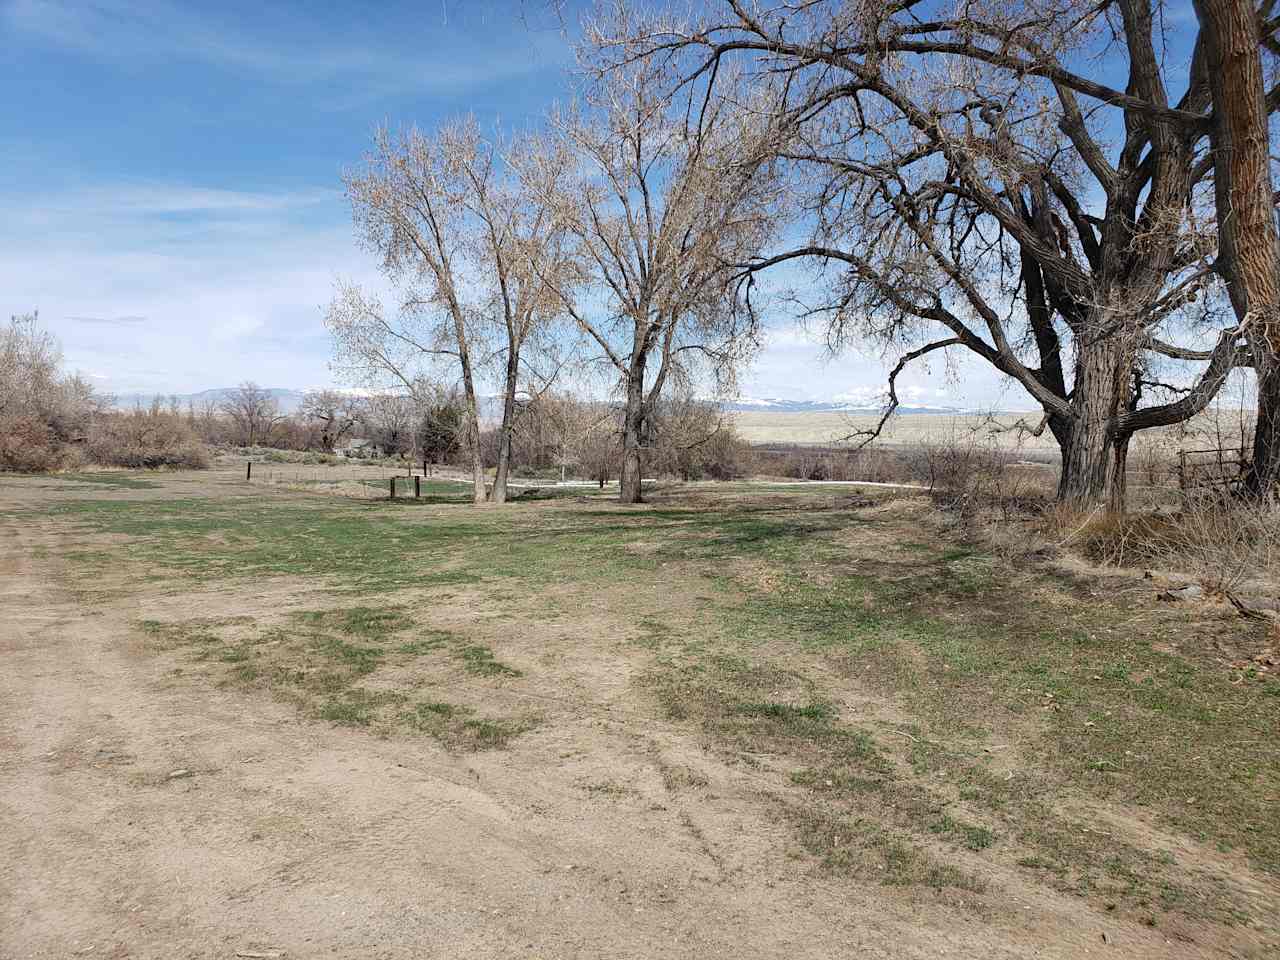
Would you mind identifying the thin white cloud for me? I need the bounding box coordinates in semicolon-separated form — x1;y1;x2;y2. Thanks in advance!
10;184;332;232
4;0;563;97
67;314;147;325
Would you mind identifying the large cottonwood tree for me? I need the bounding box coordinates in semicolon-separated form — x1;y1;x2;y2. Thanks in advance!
520;44;781;503
604;0;1267;507
1193;0;1280;496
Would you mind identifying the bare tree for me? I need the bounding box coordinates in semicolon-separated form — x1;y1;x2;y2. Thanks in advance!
219;381;284;447
331;120;571;504
1193;0;1280;495
362;393;418;459
520;37;781;503
520;391;619;482
300;389;363;452
0;311;98;433
459;126;572;503
604;0;1266;508
0;311;102;469
331;127;485;503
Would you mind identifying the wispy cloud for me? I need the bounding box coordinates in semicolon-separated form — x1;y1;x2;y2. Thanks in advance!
3;182;338;256
67;314;148;325
4;0;563;98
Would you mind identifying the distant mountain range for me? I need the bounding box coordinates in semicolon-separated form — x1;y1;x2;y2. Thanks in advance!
113;388;309;414
110;388;966;417
726;397;963;414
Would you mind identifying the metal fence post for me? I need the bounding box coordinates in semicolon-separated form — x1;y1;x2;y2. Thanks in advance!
415;475;421;498
246;461;252;482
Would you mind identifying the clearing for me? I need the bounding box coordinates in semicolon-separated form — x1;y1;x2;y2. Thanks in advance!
1;468;1277;959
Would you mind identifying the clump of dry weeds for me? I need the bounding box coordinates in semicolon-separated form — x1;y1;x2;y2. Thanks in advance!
1053;494;1280;596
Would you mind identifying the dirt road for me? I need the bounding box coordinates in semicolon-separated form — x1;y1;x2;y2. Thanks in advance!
0;474;1262;959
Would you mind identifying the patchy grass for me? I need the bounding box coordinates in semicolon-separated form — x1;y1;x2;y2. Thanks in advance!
54;472;163;489
137;606;533;749
34;480;1278;934
402;700;538;751
455;643;521;677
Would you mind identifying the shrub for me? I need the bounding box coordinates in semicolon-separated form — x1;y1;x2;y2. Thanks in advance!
0;414;69;472
86;409;209;469
1056;494;1280;594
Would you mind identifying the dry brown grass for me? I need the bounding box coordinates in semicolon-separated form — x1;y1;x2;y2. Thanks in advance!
1050;495;1280;596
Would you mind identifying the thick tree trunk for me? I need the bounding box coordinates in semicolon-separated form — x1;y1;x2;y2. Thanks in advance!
1058;330;1132;508
1060;416;1116;508
1194;0;1280;496
619;356;647;505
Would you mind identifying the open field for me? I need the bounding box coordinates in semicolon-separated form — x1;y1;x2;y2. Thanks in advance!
729;410;1255;454
729;411;1061;448
3;468;1278;958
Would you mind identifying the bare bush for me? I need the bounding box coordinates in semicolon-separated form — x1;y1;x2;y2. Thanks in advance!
0;414;71;472
752;445;916;484
86;407;209;469
901;432;1052;520
0;312;105;471
1062;493;1280;595
647;399;754;481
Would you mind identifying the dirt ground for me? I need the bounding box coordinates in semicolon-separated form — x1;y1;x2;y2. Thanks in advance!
0;470;1271;959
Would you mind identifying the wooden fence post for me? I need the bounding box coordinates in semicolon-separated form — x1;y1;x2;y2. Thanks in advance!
389;476;396;500
415;475;421;498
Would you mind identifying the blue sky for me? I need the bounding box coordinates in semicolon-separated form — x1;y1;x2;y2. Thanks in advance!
0;0;1109;409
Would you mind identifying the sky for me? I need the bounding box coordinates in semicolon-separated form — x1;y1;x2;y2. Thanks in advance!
0;0;1017;408
0;0;1211;412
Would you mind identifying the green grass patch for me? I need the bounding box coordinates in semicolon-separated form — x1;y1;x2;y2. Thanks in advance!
402;700;537;750
53;472;161;489
456;644;521;677
135;603;534;748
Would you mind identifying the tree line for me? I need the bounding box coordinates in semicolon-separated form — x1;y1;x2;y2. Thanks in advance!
163;380;753;484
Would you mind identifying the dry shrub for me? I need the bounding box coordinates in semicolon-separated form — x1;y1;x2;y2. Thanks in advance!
753;444;916;483
1058;495;1280;593
0;414;70;471
87;408;210;469
909;434;1053;520
1129;435;1180;492
1056;509;1176;568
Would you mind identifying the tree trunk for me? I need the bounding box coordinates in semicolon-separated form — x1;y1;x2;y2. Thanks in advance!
619;355;646;504
1245;361;1280;495
1108;433;1132;514
458;368;486;506
1193;0;1280;496
1058;330;1132;508
466;414;485;505
490;359;520;505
